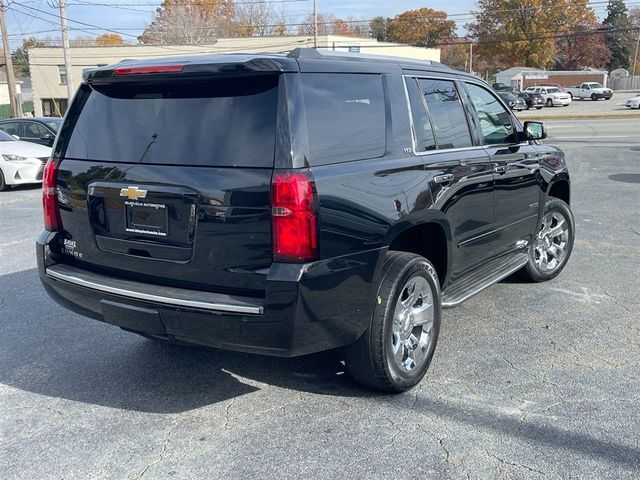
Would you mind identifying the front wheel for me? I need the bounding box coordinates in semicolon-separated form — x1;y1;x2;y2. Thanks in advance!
536;106;542;110
518;199;575;282
344;252;441;392
546;99;553;107
591;94;598;101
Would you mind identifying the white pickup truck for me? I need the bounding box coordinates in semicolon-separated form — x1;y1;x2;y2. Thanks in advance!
566;82;613;101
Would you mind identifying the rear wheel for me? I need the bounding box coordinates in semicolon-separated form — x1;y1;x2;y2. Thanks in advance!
546;99;553;107
518;198;574;282
536;106;542;110
0;169;7;191
344;252;441;392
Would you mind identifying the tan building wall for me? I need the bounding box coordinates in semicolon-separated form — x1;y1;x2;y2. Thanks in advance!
29;35;440;116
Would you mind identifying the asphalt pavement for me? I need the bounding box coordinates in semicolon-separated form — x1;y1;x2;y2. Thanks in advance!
1;118;639;479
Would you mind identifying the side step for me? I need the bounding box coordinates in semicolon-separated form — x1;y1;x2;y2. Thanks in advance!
442;253;528;308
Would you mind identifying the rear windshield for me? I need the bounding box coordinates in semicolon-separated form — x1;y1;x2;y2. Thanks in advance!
64;75;279;167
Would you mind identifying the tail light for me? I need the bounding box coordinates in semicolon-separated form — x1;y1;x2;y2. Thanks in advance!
114;65;184;75
42;158;62;231
271;171;318;262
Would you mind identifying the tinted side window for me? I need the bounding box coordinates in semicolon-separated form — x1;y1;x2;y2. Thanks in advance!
65;76;279;167
25;122;48;137
416;79;472;150
302;73;385;165
405;78;436;152
0;122;19;137
464;83;516;145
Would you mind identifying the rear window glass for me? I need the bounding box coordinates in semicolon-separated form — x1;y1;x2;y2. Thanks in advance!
302;73;385;165
65;75;279;167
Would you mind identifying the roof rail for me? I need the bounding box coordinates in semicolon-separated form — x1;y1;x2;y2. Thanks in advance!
287;47;450;69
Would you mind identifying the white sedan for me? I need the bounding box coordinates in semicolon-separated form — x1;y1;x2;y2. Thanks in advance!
0;130;52;191
625;93;640;109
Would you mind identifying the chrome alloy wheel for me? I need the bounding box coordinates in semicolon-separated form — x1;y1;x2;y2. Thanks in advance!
391;276;434;373
533;210;570;272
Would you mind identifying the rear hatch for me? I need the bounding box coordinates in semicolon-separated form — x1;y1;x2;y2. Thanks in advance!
53;68;284;296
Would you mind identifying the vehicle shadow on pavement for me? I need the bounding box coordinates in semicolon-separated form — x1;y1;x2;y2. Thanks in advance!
0;269;373;414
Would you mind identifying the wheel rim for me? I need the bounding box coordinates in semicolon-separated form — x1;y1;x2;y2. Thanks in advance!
533;209;570;272
391;276;434;373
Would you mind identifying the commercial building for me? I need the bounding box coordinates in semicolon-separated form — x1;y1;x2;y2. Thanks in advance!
495;67;608;91
29;35;441;116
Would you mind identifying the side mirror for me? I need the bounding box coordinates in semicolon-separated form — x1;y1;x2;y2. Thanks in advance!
11;134;20;141
40;133;54;142
523;121;546;141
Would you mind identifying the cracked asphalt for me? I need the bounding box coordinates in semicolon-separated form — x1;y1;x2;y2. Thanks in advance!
1;118;639;479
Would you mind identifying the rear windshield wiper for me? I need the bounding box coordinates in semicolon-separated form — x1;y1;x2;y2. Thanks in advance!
138;133;158;163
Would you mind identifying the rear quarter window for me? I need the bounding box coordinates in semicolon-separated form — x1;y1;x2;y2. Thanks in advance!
301;73;386;165
64;75;279;167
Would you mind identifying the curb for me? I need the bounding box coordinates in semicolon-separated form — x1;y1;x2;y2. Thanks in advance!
517;113;640;120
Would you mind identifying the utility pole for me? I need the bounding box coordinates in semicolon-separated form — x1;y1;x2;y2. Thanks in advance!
313;0;318;49
632;29;640;88
59;0;74;102
469;42;473;74
0;1;19;118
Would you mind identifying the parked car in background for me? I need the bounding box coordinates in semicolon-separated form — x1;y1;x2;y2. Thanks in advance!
36;49;574;392
0;130;51;191
538;83;566;92
525;86;572;107
625;93;640;109
491;82;512;92
0;117;62;147
517;92;544;110
498;91;526;111
566;82;613;101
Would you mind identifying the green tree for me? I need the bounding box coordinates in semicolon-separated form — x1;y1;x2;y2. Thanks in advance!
369;16;390;42
603;0;631;70
12;37;45;77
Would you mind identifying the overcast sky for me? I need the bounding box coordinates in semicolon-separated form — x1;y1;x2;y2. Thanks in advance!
5;0;619;50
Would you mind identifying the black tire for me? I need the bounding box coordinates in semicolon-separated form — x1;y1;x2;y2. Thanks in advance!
344;252;441;392
591;93;597;101
546;99;553;107
536;106;542;110
0;169;8;191
518;198;575;283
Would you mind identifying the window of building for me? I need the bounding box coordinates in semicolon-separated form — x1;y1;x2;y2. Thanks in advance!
41;98;68;117
58;65;67;85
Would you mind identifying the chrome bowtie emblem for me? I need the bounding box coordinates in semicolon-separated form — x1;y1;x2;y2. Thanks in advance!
120;186;147;200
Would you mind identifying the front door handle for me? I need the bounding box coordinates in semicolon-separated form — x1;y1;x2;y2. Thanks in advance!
433;174;454;184
493;164;508;174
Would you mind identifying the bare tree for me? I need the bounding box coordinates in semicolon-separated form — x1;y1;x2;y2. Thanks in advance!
235;0;281;36
139;0;235;45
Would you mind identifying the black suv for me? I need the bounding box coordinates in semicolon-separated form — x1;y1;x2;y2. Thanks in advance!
37;49;575;392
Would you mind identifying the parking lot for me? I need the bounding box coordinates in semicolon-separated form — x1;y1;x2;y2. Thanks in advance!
516;92;640;118
1;118;639;479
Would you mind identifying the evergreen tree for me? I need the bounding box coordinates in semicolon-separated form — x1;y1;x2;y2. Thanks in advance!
603;0;631;70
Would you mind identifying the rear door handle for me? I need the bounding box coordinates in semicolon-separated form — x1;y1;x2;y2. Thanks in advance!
433;174;454;184
493;165;508;174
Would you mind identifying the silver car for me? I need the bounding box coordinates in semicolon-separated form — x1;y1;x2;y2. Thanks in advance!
525;86;572;107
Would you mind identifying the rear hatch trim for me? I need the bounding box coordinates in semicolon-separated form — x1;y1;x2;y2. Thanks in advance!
46;263;264;314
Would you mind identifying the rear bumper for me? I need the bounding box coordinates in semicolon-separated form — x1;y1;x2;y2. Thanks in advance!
37;231;382;357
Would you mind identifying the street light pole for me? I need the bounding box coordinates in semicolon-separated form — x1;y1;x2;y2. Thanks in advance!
632;29;640;88
0;1;19;118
